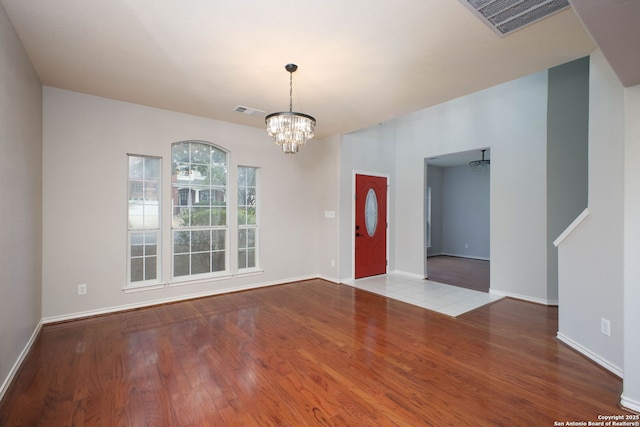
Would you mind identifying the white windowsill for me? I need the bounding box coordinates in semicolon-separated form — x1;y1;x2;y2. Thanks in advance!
123;283;166;293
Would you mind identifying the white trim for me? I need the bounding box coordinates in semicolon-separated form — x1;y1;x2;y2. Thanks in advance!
553;208;590;247
0;320;43;402
42;275;317;324
123;283;166;293
489;289;558;306
438;253;490;262
169;272;234;287
556;332;623;378
620;395;640;414
318;274;340;284
235;268;265;278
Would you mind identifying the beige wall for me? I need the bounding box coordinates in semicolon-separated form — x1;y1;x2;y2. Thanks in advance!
42;87;337;320
0;3;43;397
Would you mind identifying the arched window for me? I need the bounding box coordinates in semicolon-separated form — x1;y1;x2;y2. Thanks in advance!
171;141;228;278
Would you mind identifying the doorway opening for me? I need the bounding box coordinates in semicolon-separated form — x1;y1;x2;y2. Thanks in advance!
425;149;490;292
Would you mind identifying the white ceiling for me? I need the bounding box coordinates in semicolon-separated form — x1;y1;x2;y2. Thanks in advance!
1;0;635;140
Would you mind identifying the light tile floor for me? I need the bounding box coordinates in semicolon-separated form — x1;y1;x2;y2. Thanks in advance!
348;273;503;317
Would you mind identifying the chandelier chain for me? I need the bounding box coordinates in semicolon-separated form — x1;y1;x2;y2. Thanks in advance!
289;71;293;113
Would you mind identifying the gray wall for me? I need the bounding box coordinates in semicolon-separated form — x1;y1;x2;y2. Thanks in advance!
441;164;490;259
0;3;43;397
426;163;490;260
547;57;589;303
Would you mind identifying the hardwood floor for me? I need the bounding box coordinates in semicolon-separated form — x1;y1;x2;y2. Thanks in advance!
427;255;490;292
0;279;627;426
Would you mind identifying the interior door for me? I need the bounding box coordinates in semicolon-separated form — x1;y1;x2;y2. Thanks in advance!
355;174;387;279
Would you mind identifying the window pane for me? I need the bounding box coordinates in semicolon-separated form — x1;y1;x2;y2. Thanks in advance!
212;251;225;272
131;232;144;257
191;253;211;275
176;207;190;226
238;229;247;248
246;168;256;186
246;207;256;225
247;228;256;248
172;142;190;163
144;157;159;180
143;203;159;229
191;207;210;226
144;233;158;256
131;258;143;282
190;143;211;164
238;188;247;206
212;148;226;165
238;167;247;187
212;207;226;226
238;250;247;269
174;231;190;254
145;256;157;280
247;249;256;268
191;230;211;252
237;207;247;226
174;254;190;277
247;188;256;205
212;230;226;251
211;165;226;186
145;182;159;202
129;157;143;179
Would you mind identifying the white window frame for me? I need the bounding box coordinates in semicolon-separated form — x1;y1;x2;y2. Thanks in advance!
126;154;162;289
237;166;259;272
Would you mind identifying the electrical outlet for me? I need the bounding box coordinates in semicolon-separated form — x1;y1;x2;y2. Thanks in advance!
331;259;336;267
464;243;469;249
601;318;611;336
77;283;87;296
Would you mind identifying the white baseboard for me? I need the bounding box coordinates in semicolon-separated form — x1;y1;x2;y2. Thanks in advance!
317;275;340;284
438;253;490;262
556;332;623;378
620;394;640;413
0;320;43;402
42;274;318;324
489;289;558;306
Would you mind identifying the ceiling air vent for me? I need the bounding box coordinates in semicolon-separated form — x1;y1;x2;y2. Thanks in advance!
234;105;265;117
460;0;571;36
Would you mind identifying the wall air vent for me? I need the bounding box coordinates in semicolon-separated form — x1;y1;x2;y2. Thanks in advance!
460;0;571;36
234;105;265;117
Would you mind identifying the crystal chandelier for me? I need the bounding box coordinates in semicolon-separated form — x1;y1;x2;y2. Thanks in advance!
265;64;316;154
469;149;490;171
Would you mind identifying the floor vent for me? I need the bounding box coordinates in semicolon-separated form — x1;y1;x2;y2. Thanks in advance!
460;0;570;36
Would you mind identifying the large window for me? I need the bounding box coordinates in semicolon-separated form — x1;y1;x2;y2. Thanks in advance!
171;141;228;279
237;166;258;270
127;155;161;286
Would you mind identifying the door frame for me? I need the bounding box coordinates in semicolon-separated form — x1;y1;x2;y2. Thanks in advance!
352;170;390;281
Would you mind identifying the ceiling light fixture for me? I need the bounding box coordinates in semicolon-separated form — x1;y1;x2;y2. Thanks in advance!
469;149;490;171
265;64;316;155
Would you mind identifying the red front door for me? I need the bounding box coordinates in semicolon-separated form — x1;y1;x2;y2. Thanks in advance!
355;174;387;279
